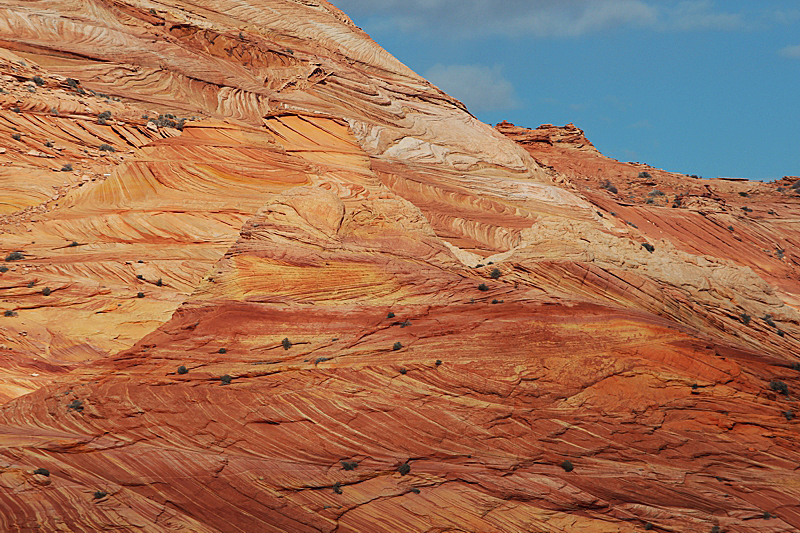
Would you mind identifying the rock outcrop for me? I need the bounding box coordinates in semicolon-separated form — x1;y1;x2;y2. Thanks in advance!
0;1;798;532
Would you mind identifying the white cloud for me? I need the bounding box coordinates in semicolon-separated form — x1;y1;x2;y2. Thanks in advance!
331;0;745;37
425;64;520;112
779;44;800;58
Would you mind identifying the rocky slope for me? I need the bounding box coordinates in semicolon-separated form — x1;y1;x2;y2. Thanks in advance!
0;1;798;532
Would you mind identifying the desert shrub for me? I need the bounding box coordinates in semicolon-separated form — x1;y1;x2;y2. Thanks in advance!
156;278;163;286
475;263;484;268
776;249;785;259
738;192;749;197
435;360;442;366
768;210;776;215
642;243;655;253
491;299;503;304
93;491;107;499
136;274;144;280
42;287;51;296
315;357;332;364
98;144;115;152
397;462;410;475
67;399;83;411
638;171;652;179
646;198;654;204
710;526;721;533
784;410;794;421
177;366;188;375
218;348;227;354
341;461;358;471
600;180;618;194
27;281;34;288
11;133;21;141
61;163;73;172
411;488;420;494
490;268;501;279
728;225;734;231
220;375;232;385
282;337;292;350
648;189;665;197
741;206;753;213
333;482;342;494
400;320;411;328
478;283;489;291
763;314;777;328
740;313;751;325
33;468;50;477
66;78;80;88
770;380;789;396
561;460;574;472
31;75;45;86
98;111;111;120
387;312;395;319
4;310;17;317
136;292;145;298
0;266;7;273
392;342;402;351
777;330;785;337
5;252;24;261
44;140;53;148
11;106;20;113
399;368;407;375
792;362;800;371
50;108;58;115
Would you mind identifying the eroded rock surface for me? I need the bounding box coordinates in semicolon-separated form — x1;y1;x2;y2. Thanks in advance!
0;2;798;532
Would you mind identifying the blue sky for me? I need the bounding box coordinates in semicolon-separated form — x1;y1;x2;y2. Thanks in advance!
331;0;800;180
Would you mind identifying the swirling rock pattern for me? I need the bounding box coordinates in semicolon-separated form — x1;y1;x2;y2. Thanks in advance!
0;1;798;532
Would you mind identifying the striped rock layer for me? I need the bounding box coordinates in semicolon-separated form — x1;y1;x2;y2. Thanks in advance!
0;1;798;532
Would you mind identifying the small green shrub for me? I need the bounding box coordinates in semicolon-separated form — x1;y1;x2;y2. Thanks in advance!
399;368;407;375
11;106;20;113
5;252;24;261
435;360;442;366
770;380;789;396
177;365;188;375
218;348;227;354
33;468;50;476
784;410;794;421
61;163;73;172
4;310;17;317
400;320;411;328
282;338;292;350
315;357;332;364
27;281;34;288
741;206;752;213
763;314;776;328
67;399;83;411
644;523;653;530
136;292;145;298
642;243;655;253
648;189;665;197
93;491;107;499
341;460;358;471
740;313;751;325
333;482;342;494
387;312;395;319
392;342;402;351
220;375;232;385
490;268;501;279
66;78;80;88
478;283;489;291
42;287;51;296
638;171;652;179
98;144;115;152
397;462;410;475
561;459;574;472
68;241;79;247
31;76;44;87
728;225;734;231
156;278;163;286
136;274;144;280
738;192;749;197
11;133;21;141
0;266;8;273
600;180;618;194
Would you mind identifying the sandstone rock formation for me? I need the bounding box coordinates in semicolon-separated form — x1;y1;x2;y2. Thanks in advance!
0;1;798;532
